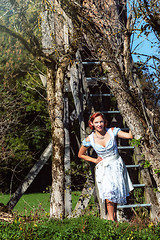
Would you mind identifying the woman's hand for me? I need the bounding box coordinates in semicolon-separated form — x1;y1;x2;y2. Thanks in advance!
95;156;103;164
78;145;103;164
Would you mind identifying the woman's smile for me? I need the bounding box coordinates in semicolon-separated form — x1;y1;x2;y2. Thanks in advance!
93;116;105;131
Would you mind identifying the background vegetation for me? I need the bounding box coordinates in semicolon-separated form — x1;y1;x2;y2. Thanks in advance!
0;35;51;193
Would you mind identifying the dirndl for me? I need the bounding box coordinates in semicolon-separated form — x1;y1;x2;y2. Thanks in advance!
95;154;134;204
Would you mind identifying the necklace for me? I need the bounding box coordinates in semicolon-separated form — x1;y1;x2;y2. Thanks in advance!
95;131;106;139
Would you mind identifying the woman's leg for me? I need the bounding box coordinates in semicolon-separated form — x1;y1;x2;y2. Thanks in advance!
106;199;117;221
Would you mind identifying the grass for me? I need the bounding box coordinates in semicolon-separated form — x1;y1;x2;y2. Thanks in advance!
0;192;81;216
1;192;160;239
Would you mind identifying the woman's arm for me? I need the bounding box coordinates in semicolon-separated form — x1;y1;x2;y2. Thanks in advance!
78;145;102;164
117;129;133;139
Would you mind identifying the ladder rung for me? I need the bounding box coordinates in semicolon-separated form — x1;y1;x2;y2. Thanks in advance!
133;184;145;187
117;203;151;209
121;128;129;131
118;146;134;149
102;110;120;114
87;83;99;86
86;77;98;81
82;61;100;65
90;94;113;97
126;164;140;168
86;77;107;81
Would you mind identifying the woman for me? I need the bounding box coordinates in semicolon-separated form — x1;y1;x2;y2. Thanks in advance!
78;112;134;221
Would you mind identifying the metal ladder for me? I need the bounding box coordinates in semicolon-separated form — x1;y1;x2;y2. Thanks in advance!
82;60;151;211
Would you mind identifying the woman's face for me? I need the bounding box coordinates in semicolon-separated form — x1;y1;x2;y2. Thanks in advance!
92;116;105;132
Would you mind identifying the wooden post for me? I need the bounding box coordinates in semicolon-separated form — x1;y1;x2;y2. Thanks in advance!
64;94;72;217
70;50;89;141
75;50;89;110
95;180;107;219
70;51;106;217
71;176;95;217
70;66;85;141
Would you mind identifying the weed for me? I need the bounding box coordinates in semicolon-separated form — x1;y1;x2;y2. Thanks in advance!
0;215;160;240
129;138;142;147
141;160;151;168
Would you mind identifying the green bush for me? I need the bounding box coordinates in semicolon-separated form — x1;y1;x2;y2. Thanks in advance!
0;215;160;240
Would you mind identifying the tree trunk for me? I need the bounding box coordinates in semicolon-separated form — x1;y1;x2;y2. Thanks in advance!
134;146;160;221
41;0;74;219
46;64;65;219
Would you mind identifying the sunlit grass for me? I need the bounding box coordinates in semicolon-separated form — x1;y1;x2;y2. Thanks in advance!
0;191;81;216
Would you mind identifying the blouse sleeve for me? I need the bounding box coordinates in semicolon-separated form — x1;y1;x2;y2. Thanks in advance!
113;127;121;136
82;138;92;147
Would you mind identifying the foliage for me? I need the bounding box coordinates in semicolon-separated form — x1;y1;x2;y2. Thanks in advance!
0;0;52;194
130;0;160;115
136;0;160;40
0;40;50;193
141;160;151;168
0;214;160;240
154;169;160;176
0;81;51;193
129;138;142;147
0;33;31;82
133;188;145;204
153;188;160;193
0;0;42;51
131;188;150;220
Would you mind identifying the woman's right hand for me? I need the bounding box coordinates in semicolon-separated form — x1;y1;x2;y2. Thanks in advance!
95;156;103;164
78;145;103;164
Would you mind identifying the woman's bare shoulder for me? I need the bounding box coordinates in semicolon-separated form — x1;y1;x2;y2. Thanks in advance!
85;136;90;142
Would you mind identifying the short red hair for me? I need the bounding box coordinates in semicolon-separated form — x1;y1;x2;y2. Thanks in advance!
88;112;107;130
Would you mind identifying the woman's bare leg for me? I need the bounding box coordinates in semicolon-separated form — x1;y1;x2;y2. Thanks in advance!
106;199;117;221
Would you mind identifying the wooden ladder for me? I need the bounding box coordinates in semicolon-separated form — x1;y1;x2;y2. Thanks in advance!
77;58;151;219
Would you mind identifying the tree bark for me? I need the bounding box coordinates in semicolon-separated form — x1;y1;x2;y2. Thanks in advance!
46;64;65;219
41;0;74;219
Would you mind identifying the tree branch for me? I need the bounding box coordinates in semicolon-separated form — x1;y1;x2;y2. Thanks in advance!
0;23;32;53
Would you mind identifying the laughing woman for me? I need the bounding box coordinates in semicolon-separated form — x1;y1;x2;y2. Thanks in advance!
78;112;134;221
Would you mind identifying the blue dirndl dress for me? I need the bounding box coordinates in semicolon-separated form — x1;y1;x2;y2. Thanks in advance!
82;127;134;205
